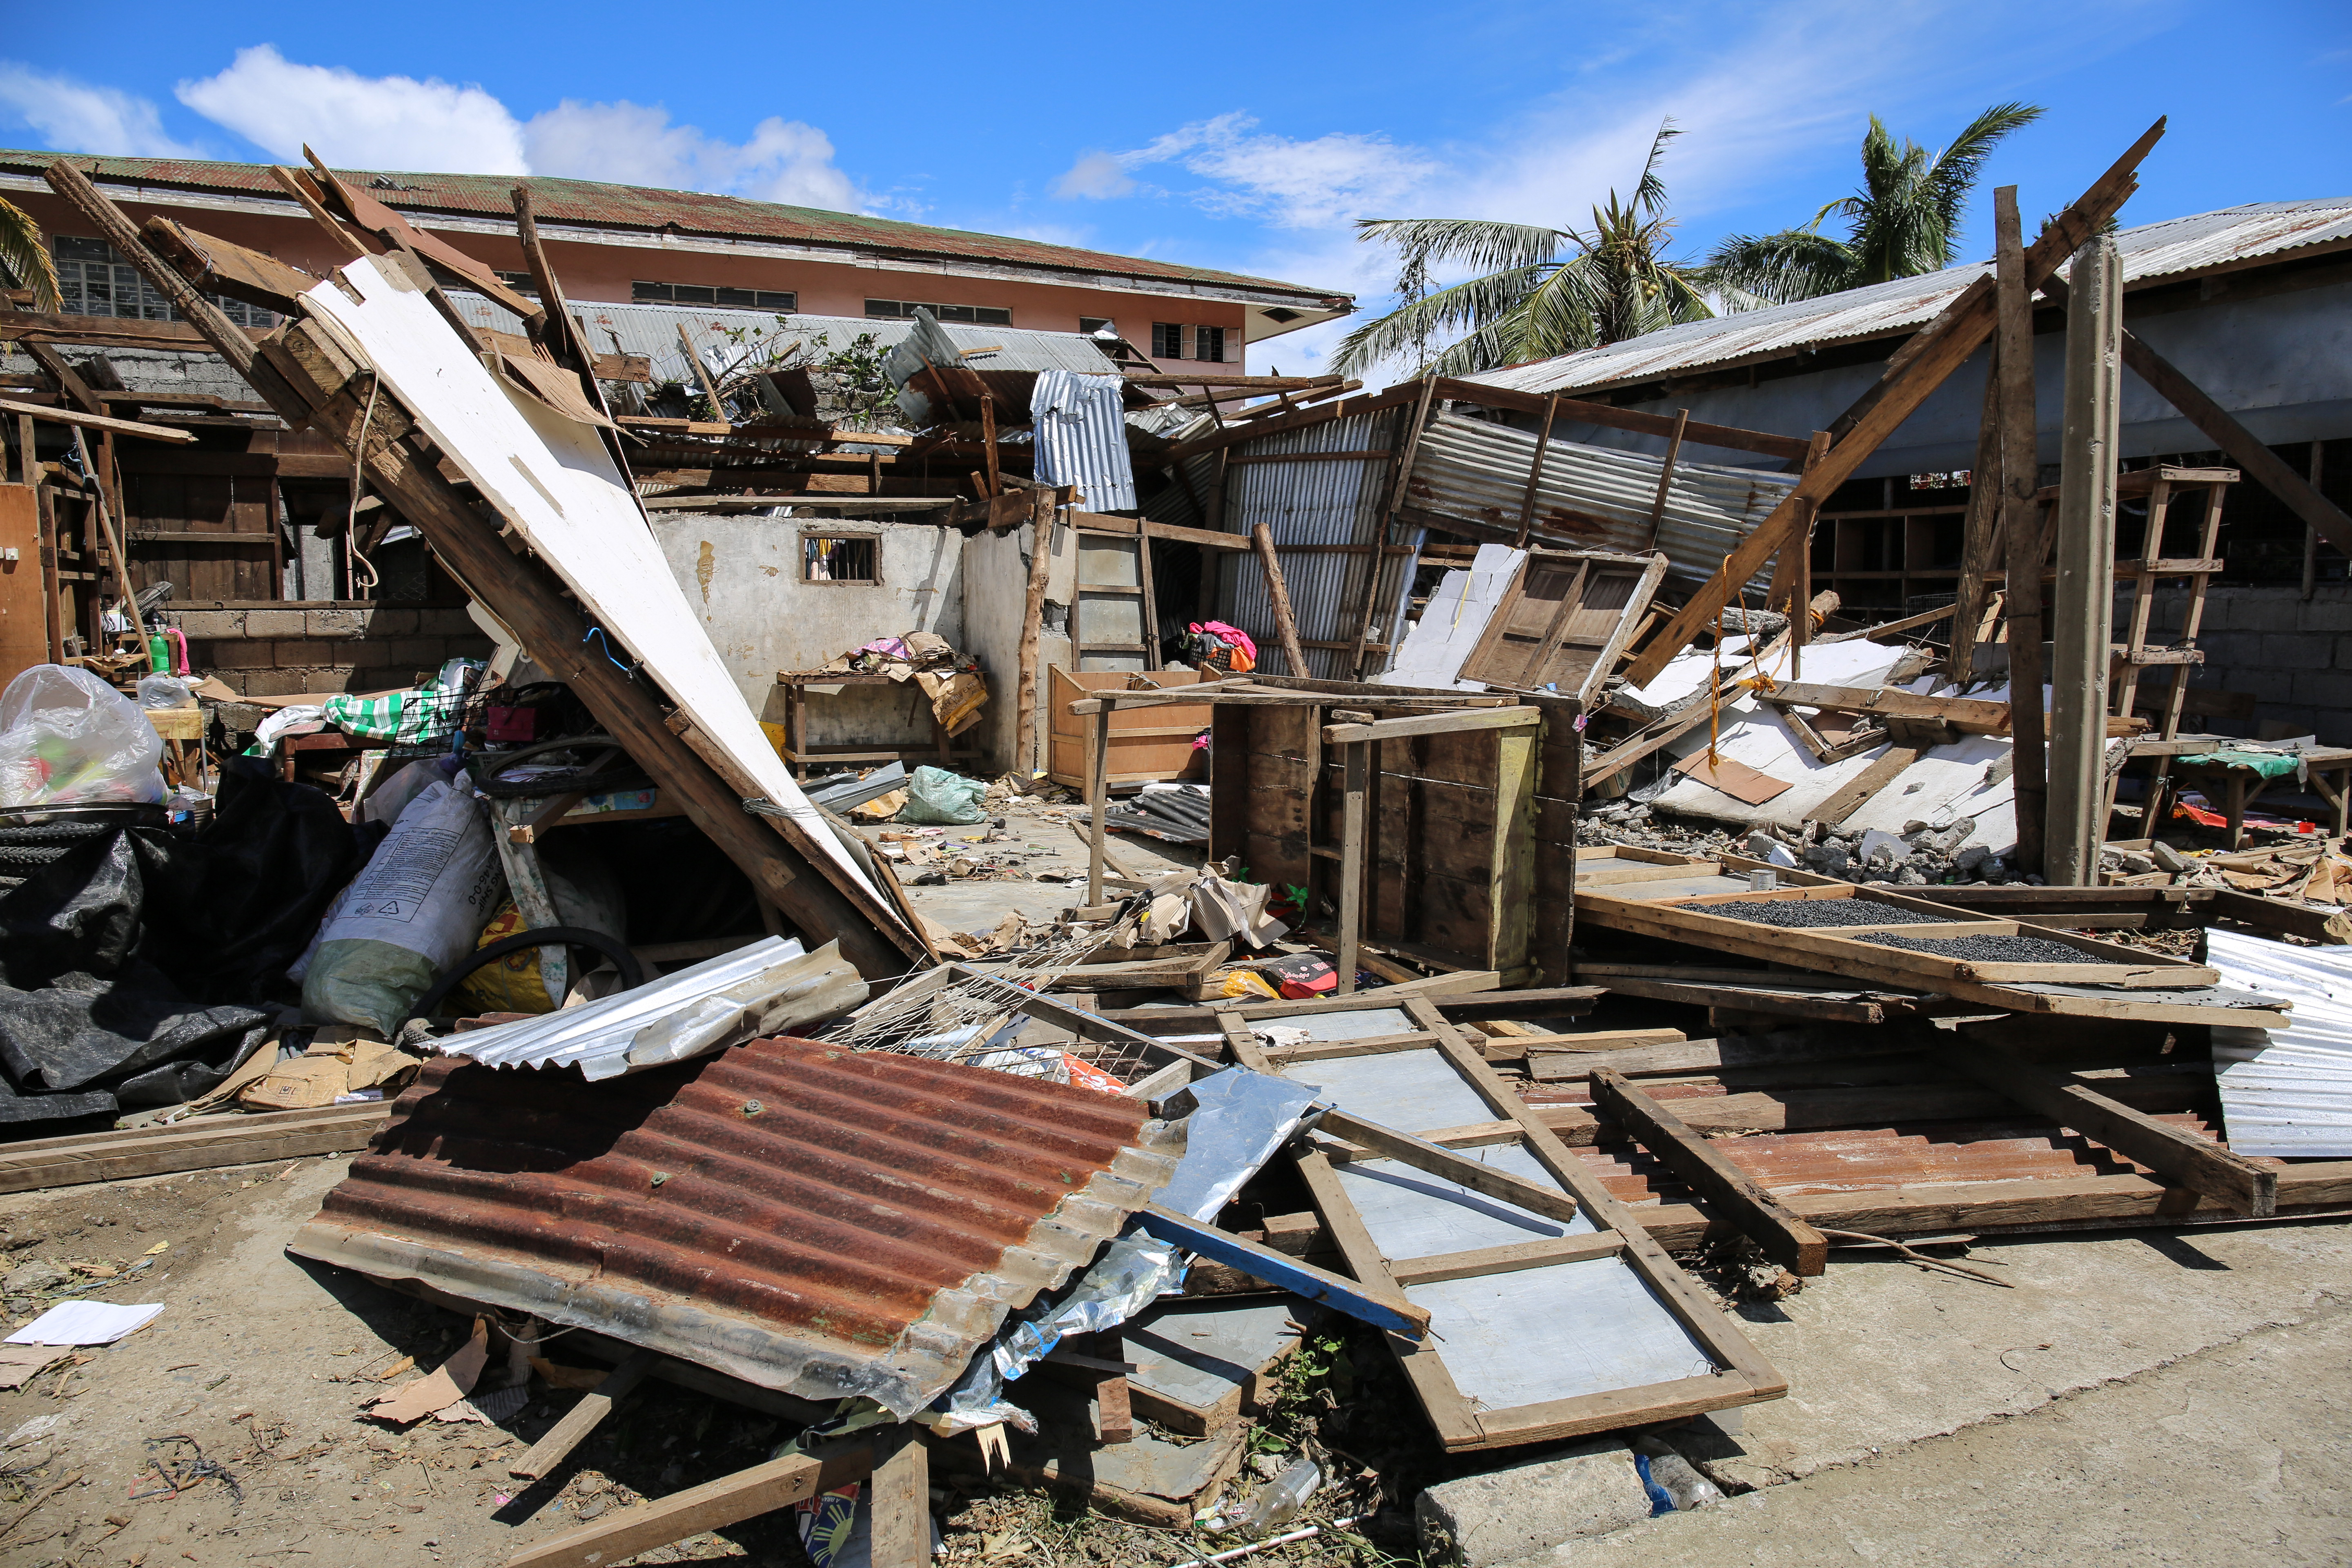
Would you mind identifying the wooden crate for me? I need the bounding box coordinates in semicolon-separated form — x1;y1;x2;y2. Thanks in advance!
1046;666;1213;791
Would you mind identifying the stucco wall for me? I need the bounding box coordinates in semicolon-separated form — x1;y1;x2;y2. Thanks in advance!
653;514;963;748
958;521;1077;777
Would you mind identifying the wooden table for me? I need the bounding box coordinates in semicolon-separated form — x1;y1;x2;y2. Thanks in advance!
2133;736;2352;848
773;669;975;782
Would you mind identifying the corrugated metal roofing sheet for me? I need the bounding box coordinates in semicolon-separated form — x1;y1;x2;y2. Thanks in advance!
1472;198;2352;398
1031;370;1139;512
1405;412;1790;590
446;294;1120;390
2;149;1343;301
290;1036;1182;1417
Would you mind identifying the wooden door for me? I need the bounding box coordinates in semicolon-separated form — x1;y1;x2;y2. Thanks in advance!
1459;550;1663;699
0;487;49;686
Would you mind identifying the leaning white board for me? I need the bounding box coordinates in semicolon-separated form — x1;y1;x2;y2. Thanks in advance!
301;258;883;905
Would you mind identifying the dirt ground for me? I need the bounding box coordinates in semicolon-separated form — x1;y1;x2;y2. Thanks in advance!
2;1146;2346;1568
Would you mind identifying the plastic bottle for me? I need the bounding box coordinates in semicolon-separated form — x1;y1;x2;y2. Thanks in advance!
1632;1436;1724;1511
1229;1455;1319;1535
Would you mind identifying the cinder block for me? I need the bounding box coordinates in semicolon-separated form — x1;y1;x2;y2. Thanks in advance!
1417;1439;1651;1566
2298;593;2352;632
2292;669;2352;710
2238;670;2296;704
352;666;417;692
174;609;244;637
305;608;370;637
365;608;421;637
201;640;276;670
243;669;304;697
214;700;263;733
2194;631;2262;669
242;609;306;637
388;637;445;668
414;607;479;636
2233;593;2307;635
2265;633;2335;668
272;639;337;667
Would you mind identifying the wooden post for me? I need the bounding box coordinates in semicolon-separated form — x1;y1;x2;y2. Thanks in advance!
1012;487;1056;777
1086;702;1112;904
867;1429;931;1568
1588;1067;1828;1275
508;1349;659;1481
2048;233;2123;886
1996;188;2050;879
1514;392;1561;548
35;484;63;664
1336;739;1368;996
1251;522;1310;676
979;393;1000;497
1948;362;2008;686
71;429;138;621
504;1446;875;1568
676;323;726;420
1644;407;1689;547
1786;430;1829;681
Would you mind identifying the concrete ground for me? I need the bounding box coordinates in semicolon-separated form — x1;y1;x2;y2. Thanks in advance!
4;1147;2345;1567
877;788;1203;937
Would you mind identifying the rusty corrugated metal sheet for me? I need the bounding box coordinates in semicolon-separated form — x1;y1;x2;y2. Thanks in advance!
1471;197;2352;399
1;149;1347;303
289;1035;1182;1417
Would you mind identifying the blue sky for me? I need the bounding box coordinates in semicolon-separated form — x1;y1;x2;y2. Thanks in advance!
3;1;2346;375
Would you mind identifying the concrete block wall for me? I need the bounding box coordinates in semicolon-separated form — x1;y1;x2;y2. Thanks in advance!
2132;584;2352;746
171;601;493;698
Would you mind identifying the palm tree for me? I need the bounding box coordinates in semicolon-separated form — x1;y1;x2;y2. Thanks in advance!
1334;122;1714;379
1702;102;2045;310
0;197;61;313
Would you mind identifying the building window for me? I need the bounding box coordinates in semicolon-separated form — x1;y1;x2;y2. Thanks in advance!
633;281;797;311
51;235;276;329
865;299;1013;326
802;532;880;584
1194;325;1227;363
1152;323;1185;360
1078;317;1114;336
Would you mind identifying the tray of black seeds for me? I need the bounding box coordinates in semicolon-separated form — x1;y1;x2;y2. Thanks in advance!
1672;899;1949;929
1860;932;2108;964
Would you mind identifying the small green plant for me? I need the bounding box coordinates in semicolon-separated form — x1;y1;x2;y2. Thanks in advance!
1248;1330;1352;1457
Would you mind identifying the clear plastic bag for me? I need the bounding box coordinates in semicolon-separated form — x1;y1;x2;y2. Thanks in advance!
0;665;167;808
136;674;196;710
896;765;987;825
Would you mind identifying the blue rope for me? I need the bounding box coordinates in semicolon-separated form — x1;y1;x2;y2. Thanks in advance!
581;626;634;673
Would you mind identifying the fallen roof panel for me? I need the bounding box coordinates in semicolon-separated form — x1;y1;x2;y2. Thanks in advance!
290;1036;1182;1418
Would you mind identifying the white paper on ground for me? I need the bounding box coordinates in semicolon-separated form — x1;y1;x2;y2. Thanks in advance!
7;1301;165;1345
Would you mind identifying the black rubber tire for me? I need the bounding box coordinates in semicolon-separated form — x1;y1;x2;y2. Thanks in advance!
0;820;115;879
402;925;647;1024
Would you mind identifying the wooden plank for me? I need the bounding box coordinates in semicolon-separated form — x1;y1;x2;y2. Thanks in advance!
1620;121;2165;688
1252;522;1311;677
508;1350;659;1480
1314;1108;1586;1227
1670;751;1792;805
141;218;317;315
1768;682;2010;733
0;395;197;445
1588;1067;1828;1276
1388;1232;1624;1285
1944;1043;2278;1217
1134;1204;1431;1339
0;1104;392;1194
504;1445;875;1568
867;1430;931;1568
0;309;211;351
1806;745;1920;826
1323;706;1541;746
1577;975;1889;1026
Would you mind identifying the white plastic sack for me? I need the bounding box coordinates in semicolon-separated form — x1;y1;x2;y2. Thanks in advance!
0;665;166;808
303;780;506;1035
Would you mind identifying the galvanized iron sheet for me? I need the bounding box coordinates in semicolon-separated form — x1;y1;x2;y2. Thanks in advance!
1407;412;1790;590
1471;198;2352;399
290;1036;1183;1417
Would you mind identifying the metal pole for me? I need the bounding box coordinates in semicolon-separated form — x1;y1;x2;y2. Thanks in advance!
2047;234;2123;885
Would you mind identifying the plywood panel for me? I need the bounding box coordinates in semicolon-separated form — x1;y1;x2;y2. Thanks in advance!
0;487;47;684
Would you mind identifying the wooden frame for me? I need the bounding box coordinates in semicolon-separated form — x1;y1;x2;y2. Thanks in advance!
1456;548;1668;704
1215;1002;1784;1451
797;529;884;585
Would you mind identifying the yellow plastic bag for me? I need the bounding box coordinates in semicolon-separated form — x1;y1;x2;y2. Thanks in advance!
448;900;556;1016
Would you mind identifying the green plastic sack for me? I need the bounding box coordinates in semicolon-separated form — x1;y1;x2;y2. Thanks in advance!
897;765;987;826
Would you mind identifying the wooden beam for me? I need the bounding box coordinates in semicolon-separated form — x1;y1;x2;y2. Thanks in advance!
1014;487;1056;776
1997;186;2049;877
1646;408;1689;545
305;148;545;325
0;1104;391;1194
1435;379;1811;464
1252;522;1311;677
508;1349;659;1480
2040;276;2352;557
1134;1203;1432;1339
1943;1040;2277;1217
2047;231;2123;886
505;1446;875;1568
1314;1108;1587;1228
1322;706;1541;746
1765;682;2010;733
0;308;209;352
0;395;196;445
867;1430;932;1568
1587;1067;1828;1276
140;218;316;316
1619;119;2165;689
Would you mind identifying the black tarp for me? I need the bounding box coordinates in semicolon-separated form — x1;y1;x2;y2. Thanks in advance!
0;759;371;1128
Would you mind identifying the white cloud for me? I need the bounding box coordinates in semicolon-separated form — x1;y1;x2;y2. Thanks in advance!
1052;151;1134;200
1055;111;1439;229
176;46;526;172
524;101;862;211
0;62;203;156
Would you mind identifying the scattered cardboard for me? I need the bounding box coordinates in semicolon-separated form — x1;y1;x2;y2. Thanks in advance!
367;1316;489;1425
1672;751;1794;805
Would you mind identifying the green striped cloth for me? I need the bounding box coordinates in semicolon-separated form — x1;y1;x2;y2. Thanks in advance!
323;658;483;744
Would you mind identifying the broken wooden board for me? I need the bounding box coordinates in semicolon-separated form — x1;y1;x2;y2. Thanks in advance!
1670;751;1793;805
1118;1296;1312;1437
1215;1005;1783;1451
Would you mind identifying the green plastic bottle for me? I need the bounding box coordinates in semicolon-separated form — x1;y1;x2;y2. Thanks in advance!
147;630;170;672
